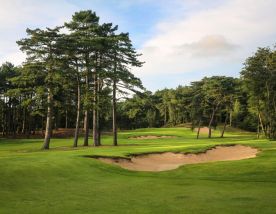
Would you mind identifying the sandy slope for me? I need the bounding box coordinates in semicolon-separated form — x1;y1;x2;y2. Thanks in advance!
98;145;259;172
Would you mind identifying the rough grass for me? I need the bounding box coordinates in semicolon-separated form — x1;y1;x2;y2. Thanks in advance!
0;127;276;214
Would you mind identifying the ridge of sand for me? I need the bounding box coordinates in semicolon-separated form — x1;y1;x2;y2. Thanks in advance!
96;145;259;172
129;135;176;140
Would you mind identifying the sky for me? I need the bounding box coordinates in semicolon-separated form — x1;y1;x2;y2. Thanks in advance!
0;0;276;91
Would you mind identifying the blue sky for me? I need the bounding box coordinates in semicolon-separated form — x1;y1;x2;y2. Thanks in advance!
1;0;276;91
69;0;170;47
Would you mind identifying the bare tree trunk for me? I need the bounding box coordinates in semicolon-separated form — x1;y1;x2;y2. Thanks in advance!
220;113;228;138
7;99;11;135
83;114;86;130
65;108;68;129
97;78;101;146
83;112;89;146
257;114;260;139
258;112;266;137
16;103;20;135
112;79;117;146
21;107;26;134
229;111;232;126
164;107;167;126
93;72;99;146
269;119;273;139
74;76;81;147
42;88;53;150
83;70;89;146
208;108;216;138
197;119;201;139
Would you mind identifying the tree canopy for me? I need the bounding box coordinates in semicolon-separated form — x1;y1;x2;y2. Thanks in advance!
1;10;276;147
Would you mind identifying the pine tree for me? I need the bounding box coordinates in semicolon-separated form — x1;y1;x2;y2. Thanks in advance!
17;27;64;149
65;10;100;146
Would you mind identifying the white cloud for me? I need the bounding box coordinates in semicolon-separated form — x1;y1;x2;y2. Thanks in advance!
0;0;78;65
0;0;77;29
1;0;276;91
134;0;276;78
176;35;238;57
0;0;135;65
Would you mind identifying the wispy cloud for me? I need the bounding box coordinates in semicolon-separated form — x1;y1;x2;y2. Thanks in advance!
132;0;276;90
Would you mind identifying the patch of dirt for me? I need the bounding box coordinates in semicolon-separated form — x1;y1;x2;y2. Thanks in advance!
95;145;259;172
195;127;210;134
129;135;176;140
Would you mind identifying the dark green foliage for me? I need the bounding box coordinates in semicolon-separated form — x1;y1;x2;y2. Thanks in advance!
2;10;144;148
241;47;276;139
1;9;275;143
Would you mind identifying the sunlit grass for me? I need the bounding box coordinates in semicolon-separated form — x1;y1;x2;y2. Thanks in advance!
0;127;275;214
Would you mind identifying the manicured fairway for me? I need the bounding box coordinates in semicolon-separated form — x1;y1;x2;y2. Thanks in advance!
1;128;276;214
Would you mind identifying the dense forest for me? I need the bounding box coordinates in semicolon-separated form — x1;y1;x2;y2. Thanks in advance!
0;10;276;149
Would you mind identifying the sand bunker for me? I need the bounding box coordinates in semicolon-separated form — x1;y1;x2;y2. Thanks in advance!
129;135;176;140
96;145;258;172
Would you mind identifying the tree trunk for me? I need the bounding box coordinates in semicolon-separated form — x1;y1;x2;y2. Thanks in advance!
208;108;216;138
73;76;81;147
220;113;229;138
112;79;118;146
258;112;266;137
65;108;68;129
7;99;11;135
164;107;167;126
42;87;53;150
197;119;201;139
83;70;89;146
269;120;273;139
97;78;101;146
257;114;260;139
21;107;26;134
229;111;232;126
93;72;99;146
83;110;89;146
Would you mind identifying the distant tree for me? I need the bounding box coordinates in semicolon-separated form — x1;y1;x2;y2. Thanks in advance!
241;47;276;139
155;89;170;126
201;76;237;138
190;80;205;139
0;62;20;136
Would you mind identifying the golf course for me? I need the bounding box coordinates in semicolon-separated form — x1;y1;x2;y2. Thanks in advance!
1;1;276;213
1;127;276;214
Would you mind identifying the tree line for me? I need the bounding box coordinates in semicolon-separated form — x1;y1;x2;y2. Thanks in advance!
118;46;276;140
0;10;143;149
1;10;276;149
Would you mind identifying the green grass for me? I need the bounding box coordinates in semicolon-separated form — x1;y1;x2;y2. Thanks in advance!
1;127;276;214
